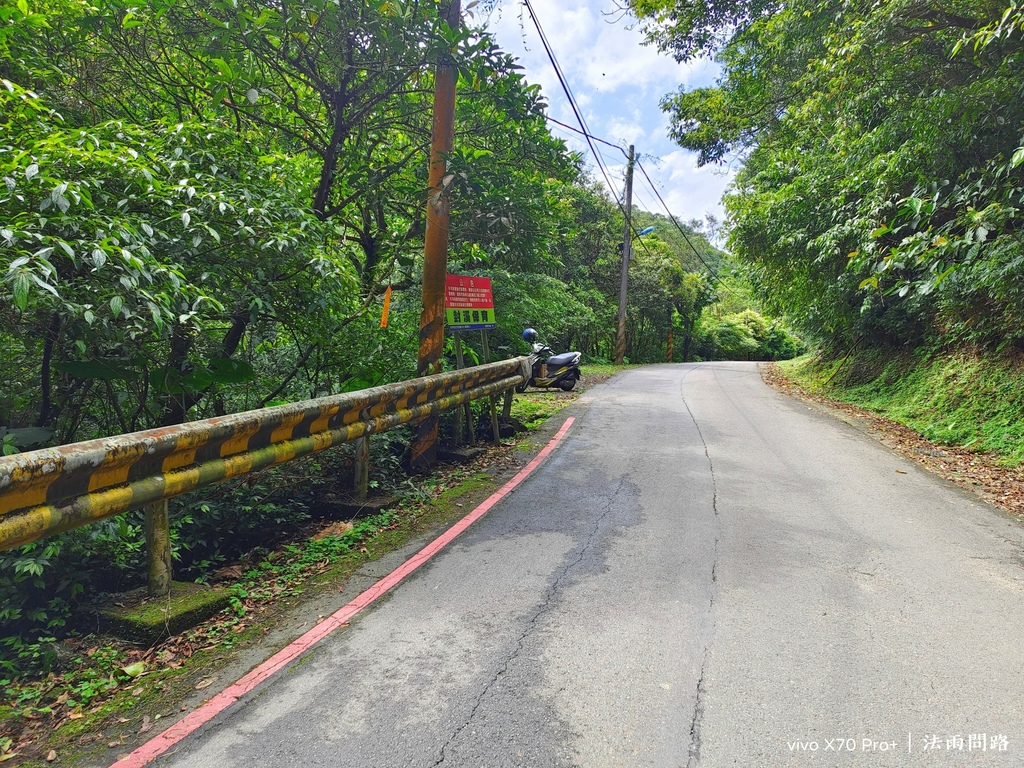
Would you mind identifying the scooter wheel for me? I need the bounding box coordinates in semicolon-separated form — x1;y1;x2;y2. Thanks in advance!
558;378;576;391
515;381;529;393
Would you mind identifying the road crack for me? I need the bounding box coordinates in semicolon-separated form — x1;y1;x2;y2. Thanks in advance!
681;380;720;768
430;476;629;767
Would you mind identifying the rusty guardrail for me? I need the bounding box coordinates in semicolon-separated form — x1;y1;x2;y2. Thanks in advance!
0;356;531;593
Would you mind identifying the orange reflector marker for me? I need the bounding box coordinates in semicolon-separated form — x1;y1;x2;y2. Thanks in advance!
380;286;392;328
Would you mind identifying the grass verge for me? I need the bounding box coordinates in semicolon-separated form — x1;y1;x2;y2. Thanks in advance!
779;349;1024;466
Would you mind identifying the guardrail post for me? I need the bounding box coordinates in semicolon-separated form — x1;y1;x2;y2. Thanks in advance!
502;389;513;420
354;406;371;500
354;435;370;501
145;500;172;598
481;331;501;444
453;333;465;446
454;333;474;445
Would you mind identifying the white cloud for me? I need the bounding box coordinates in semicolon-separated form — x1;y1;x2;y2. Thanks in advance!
605;111;647;147
483;0;729;221
645;150;735;222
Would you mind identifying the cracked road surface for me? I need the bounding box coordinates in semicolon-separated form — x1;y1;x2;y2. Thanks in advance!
148;363;1024;767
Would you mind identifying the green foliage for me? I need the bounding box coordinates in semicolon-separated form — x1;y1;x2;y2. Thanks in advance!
1;77;353;438
629;0;781;62
692;308;804;360
1;534;93;676
510;390;576;428
634;0;1024;352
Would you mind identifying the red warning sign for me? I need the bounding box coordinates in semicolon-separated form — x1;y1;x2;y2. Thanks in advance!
445;275;497;331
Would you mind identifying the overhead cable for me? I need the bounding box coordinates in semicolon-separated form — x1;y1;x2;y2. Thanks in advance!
521;0;624;205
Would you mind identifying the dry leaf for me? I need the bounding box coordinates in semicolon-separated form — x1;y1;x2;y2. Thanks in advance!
46;750;57;762
138;715;152;734
211;565;244;582
195;678;214;690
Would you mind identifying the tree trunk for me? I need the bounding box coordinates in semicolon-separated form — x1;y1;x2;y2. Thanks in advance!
35;313;61;427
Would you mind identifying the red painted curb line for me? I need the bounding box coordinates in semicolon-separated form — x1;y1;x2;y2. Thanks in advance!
111;417;575;767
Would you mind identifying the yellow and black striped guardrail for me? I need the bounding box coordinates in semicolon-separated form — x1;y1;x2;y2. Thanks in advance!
0;356;531;553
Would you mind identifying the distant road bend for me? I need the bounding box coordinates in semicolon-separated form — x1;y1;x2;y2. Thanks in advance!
144;362;1024;767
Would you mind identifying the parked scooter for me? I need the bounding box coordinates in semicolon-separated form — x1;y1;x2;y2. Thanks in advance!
516;328;582;392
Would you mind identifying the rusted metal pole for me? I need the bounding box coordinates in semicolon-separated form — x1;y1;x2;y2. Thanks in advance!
411;0;461;470
145;499;172;597
615;144;635;366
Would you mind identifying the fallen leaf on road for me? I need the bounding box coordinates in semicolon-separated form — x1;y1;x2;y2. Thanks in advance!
138;715;152;734
195;678;214;690
45;750;57;762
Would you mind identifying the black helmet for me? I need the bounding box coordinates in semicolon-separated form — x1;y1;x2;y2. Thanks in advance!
522;328;538;342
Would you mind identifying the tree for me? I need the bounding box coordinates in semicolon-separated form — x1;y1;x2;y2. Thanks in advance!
632;0;1024;349
1;79;350;437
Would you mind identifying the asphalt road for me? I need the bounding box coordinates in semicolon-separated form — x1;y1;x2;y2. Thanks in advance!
148;362;1024;767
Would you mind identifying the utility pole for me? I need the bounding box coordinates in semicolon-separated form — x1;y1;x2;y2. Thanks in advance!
615;144;635;366
667;302;674;363
411;0;460;469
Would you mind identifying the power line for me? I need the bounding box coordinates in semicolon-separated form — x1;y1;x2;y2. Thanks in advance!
520;1;665;270
519;0;731;295
546;117;627;154
635;159;725;285
521;0;624;206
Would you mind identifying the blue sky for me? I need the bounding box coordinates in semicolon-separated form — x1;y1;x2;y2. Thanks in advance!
480;0;735;226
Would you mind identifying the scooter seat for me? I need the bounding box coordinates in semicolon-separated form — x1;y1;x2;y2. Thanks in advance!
546;352;580;369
